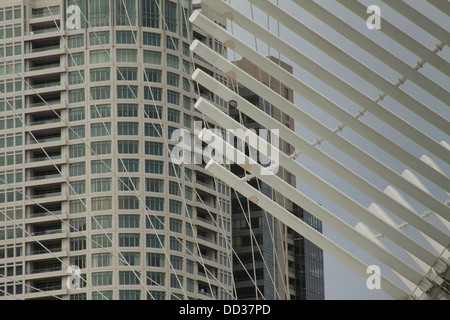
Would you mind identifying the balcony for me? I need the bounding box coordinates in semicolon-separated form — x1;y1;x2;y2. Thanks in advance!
30;191;62;200
29;118;61;127
27;135;62;145
27;62;60;72
28;172;61;182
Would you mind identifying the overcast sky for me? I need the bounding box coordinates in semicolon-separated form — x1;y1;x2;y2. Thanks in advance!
197;0;449;300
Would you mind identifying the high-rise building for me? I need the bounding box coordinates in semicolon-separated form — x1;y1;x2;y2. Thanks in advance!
229;57;324;300
0;0;233;300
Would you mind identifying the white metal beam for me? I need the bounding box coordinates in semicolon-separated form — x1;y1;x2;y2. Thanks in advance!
189;39;450;222
381;0;450;46
199;0;450;181
199;127;433;288
246;0;450;134
337;0;450;76
193;95;447;267
290;0;449;103
204;159;410;300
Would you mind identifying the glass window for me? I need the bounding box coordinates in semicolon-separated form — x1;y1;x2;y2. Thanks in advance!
167;108;180;122
91;196;112;211
90;67;110;82
91;159;112;174
70;236;86;251
91;141;111;155
91;104;111;118
145;197;164;211
144;123;162;137
143;68;161;83
119;271;140;285
68;34;84;49
118;159;139;172
91;86;111;100
145;141;163;156
69;89;85;103
117;104;138;117
143;32;160;46
117;67;137;81
118;177;139;191
119;233;140;247
92;253;112;267
118;140;139;154
90;0;110;27
166;54;178;69
69;144;85;158
69;125;85;140
68;70;84;85
69;107;85;121
92;272;113;287
167;72;179;87
116;0;136;26
91;122;111;137
146;253;164;267
91;234;112;248
145;159;163;174
144;105;162;119
92;215;112;230
117;85;138;99
144;87;162;101
145;178;164;193
164;1;177;32
146;216;164;230
166;35;178;50
143;50;161;64
89;31;109;45
70;180;85;195
118;122;138;136
90;50;110;64
116;30;136;44
91;178;112;192
69;52;84;67
116;49;137;62
119;215;140;228
118;196;139;209
142;0;159;28
69;162;86;177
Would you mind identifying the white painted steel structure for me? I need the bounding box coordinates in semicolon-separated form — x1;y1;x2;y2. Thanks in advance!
189;0;450;300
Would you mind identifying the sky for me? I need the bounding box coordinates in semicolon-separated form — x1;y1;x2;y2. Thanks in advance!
195;0;449;300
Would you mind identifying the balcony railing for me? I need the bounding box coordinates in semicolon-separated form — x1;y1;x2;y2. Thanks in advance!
29;118;61;126
28;173;61;181
197;234;217;245
29;44;60;53
196;179;216;191
28;136;62;145
30;265;62;274
29;210;62;218
32;228;63;236
27;100;61;108
28;155;62;163
27;81;61;90
31;7;60;19
30;192;62;199
27;63;60;72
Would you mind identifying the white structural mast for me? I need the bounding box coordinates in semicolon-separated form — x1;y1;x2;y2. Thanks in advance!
188;0;450;300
